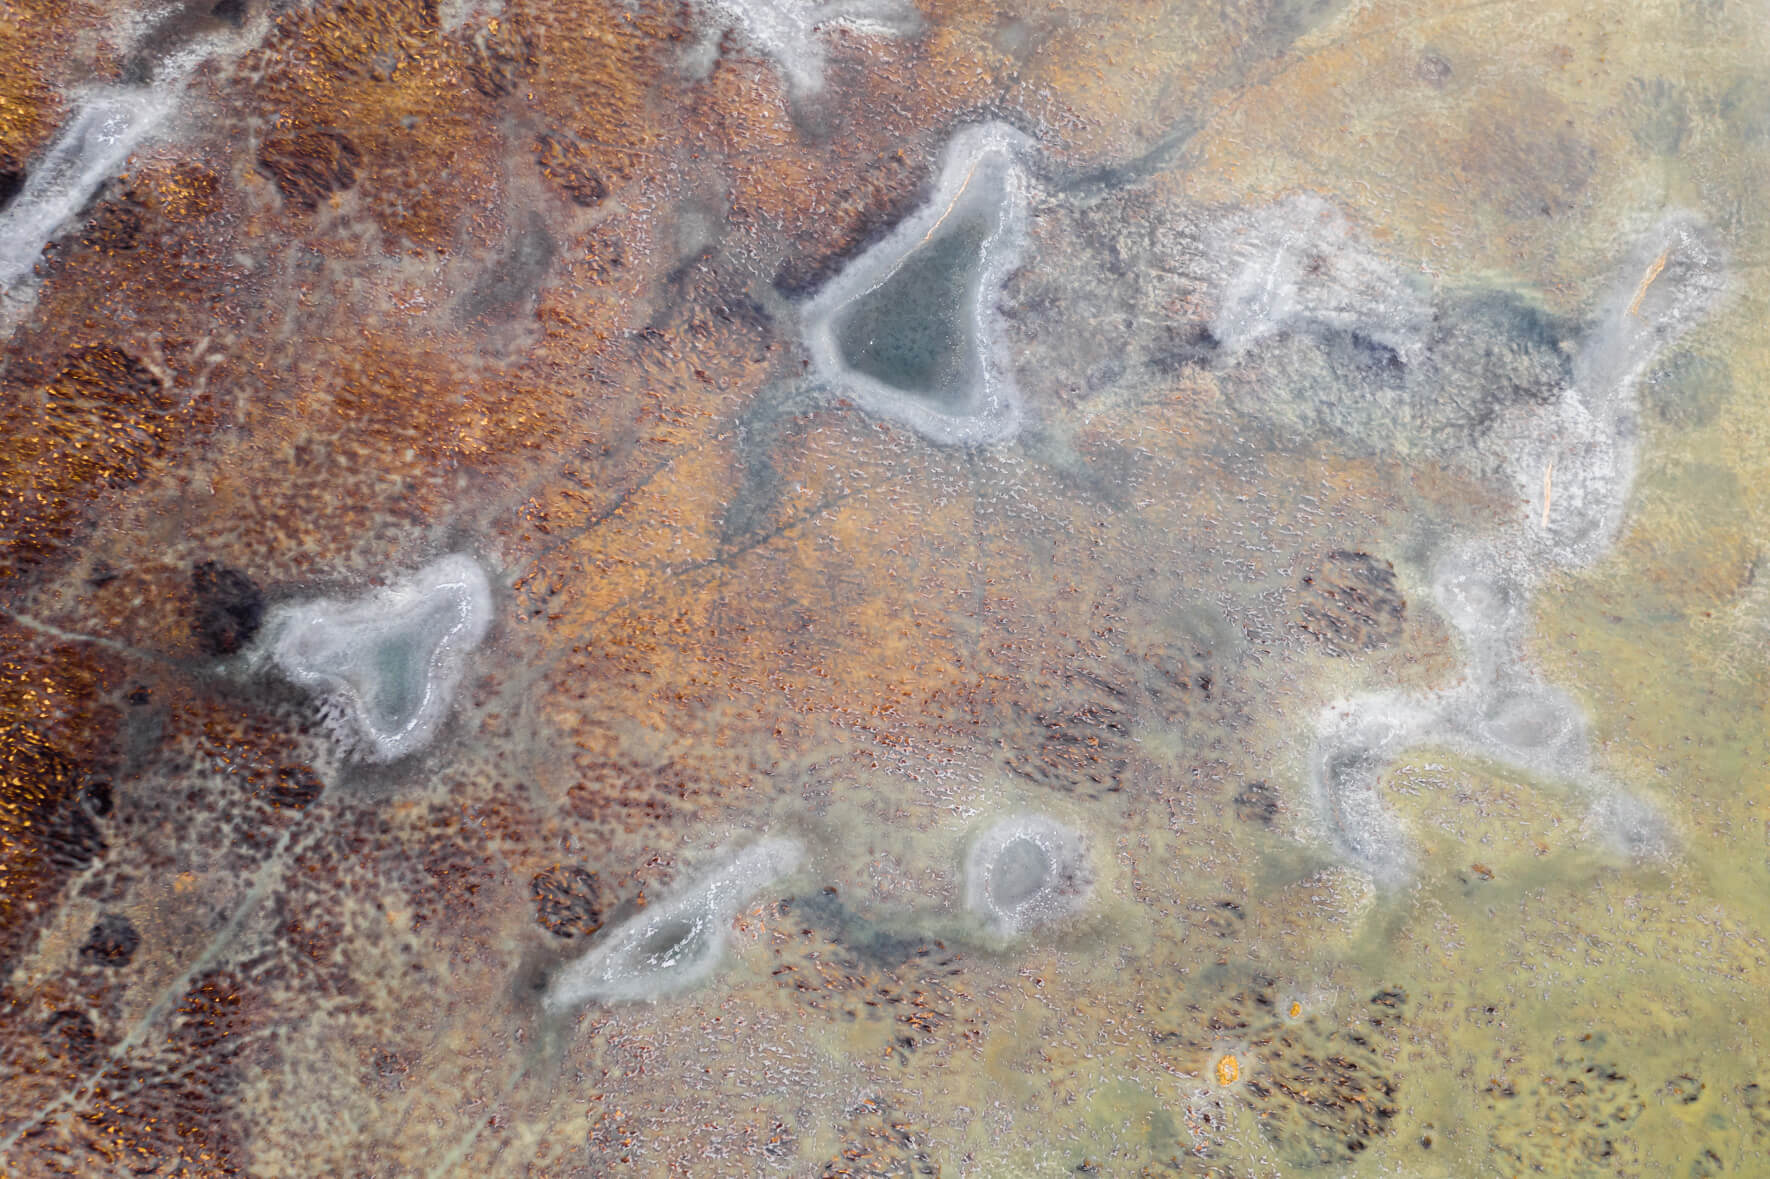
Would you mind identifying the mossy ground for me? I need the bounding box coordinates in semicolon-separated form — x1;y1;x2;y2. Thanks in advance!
1;0;1767;1174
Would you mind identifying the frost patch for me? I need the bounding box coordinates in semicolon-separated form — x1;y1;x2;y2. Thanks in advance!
1211;193;1433;364
686;0;920;98
545;838;803;1009
801;122;1034;446
963;813;1092;937
0;91;174;290
267;554;494;764
1298;213;1723;885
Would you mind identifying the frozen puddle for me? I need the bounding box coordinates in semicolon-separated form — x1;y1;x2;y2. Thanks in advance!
545;838;803;1009
963;813;1093;938
267;554;494;763
802;122;1033;446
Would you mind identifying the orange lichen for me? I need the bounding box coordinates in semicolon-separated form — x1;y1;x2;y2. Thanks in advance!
238;0;516;250
1216;1053;1241;1085
136;160;224;222
0;2;81;166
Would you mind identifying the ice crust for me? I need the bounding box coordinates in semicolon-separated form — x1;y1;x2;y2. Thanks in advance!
1;7;269;297
544;838;803;1010
0;91;174;290
1212;194;1433;364
268;554;494;764
802;122;1033;446
689;0;919;98
1291;212;1725;886
963;814;1092;937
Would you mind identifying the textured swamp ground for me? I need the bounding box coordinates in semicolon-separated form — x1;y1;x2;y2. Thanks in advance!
2;0;1770;1175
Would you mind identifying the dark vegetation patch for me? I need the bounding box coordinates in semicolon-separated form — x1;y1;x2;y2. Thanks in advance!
1483;1033;1646;1176
534;132;607;208
191;561;265;656
768;891;970;1066
1153;976;1407;1168
259;129;362;210
531;865;603;939
1296;551;1405;655
1232;780;1280;826
0;727;105;975
80;913;140;967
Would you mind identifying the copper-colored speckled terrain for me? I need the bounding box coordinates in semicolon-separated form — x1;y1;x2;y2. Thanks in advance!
2;0;1769;1175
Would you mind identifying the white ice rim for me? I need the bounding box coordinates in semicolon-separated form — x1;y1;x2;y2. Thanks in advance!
800;122;1034;447
268;554;493;763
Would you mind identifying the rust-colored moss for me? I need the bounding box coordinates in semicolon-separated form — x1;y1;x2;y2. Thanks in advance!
258;128;362;210
0;725;102;973
0;345;214;580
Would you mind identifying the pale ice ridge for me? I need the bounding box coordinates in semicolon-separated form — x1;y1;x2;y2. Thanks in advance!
1211;193;1434;364
545;838;804;1010
1301;213;1725;886
0;3;284;297
691;0;919;97
0;90;175;291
